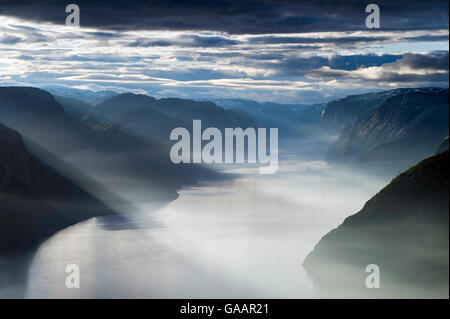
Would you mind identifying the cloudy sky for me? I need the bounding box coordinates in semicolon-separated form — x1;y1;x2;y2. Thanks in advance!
0;0;448;103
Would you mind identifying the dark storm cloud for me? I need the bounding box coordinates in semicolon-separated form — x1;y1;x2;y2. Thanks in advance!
184;35;240;47
0;0;447;33
127;40;174;47
329;54;402;70
379;72;448;82
402;35;449;42
141;68;245;81
87;31;125;38
396;51;449;71
265;56;329;76
128;34;241;48
309;51;449;83
257;54;404;76
248;36;391;45
246;34;448;46
310;67;449;83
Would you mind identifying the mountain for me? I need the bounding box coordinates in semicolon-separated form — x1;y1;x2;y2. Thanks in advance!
320;91;391;134
319;88;446;135
0;87;166;161
0;86;106;155
436;136;449;154
83;93;261;161
295;103;325;126
87;94;257;131
211;98;325;136
0;124;114;250
0;123;30;195
54;95;94;121
84;93;158;126
108;108;187;141
155;98;257;129
327;88;449;167
211;98;312;114
44;86;118;105
303;151;449;298
0;87;185;204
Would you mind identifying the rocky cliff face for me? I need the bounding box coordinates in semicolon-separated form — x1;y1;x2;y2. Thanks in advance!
320;88;447;137
320;91;390;134
0;124;113;250
0;124;31;194
0;124;51;248
330;88;448;163
0;86;183;200
303;151;449;298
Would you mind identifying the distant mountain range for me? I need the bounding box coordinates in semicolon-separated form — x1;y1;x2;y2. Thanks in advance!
303;150;449;298
86;94;256;134
210;98;325;136
44;86;118;105
321;88;449;172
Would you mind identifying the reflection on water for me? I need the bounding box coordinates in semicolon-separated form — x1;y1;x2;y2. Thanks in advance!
5;159;386;298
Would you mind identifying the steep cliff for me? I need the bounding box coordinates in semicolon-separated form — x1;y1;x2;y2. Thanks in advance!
0;124;113;250
304;151;449;298
326;88;449;167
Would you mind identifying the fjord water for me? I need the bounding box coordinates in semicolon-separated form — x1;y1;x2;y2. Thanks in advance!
21;151;386;299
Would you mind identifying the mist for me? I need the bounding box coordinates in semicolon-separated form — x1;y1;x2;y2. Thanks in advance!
15;141;390;298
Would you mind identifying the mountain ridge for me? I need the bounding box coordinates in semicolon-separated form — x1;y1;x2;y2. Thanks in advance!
303;150;449;298
324;87;449;173
0;124;116;250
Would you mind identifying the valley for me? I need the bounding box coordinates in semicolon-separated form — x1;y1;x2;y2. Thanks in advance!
0;85;448;298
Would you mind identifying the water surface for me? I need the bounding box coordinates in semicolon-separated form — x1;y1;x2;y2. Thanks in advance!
23;159;385;298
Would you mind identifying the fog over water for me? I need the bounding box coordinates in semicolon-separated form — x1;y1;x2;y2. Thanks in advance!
20;149;387;298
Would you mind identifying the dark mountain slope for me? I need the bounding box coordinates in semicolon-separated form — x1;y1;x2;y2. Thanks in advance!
109;108;187;141
0;87;114;155
0;87;205;198
328;88;449;166
320;91;391;134
87;94;256;131
320;88;447;136
0;124;115;250
54;95;93;121
83;93;259;172
155;98;255;129
0;87;166;157
0;123;31;195
303;151;449;298
212;98;325;136
84;93;158;127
